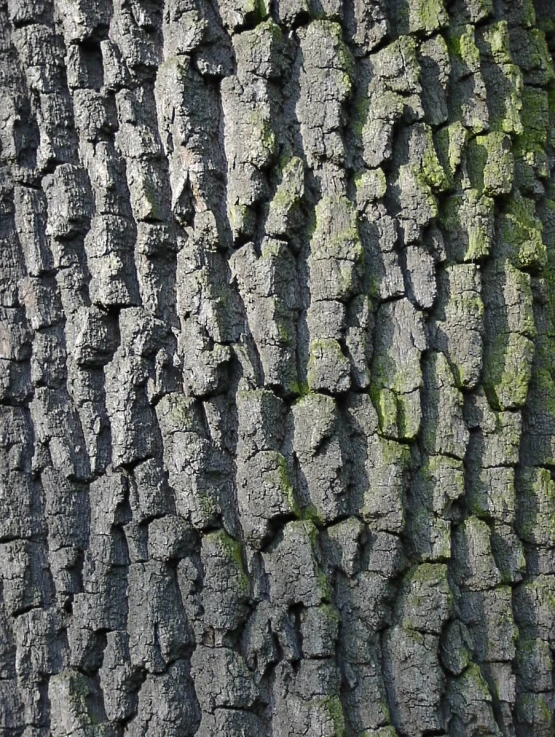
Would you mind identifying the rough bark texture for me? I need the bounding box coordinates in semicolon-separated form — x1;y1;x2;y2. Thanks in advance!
1;0;555;735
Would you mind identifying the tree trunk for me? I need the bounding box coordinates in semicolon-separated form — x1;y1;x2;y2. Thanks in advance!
1;0;555;735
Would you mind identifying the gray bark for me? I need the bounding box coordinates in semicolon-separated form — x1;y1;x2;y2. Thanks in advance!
1;0;555;735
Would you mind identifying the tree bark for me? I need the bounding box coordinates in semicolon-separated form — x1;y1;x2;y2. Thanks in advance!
1;0;555;735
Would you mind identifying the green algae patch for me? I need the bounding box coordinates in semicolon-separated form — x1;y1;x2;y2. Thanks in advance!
498;196;547;272
466;132;514;196
435;121;468;188
397;0;448;35
210;529;250;596
447;25;481;71
440;189;494;262
483;331;534;411
419;124;449;192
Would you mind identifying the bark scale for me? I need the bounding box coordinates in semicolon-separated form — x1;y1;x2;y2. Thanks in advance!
0;0;555;735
